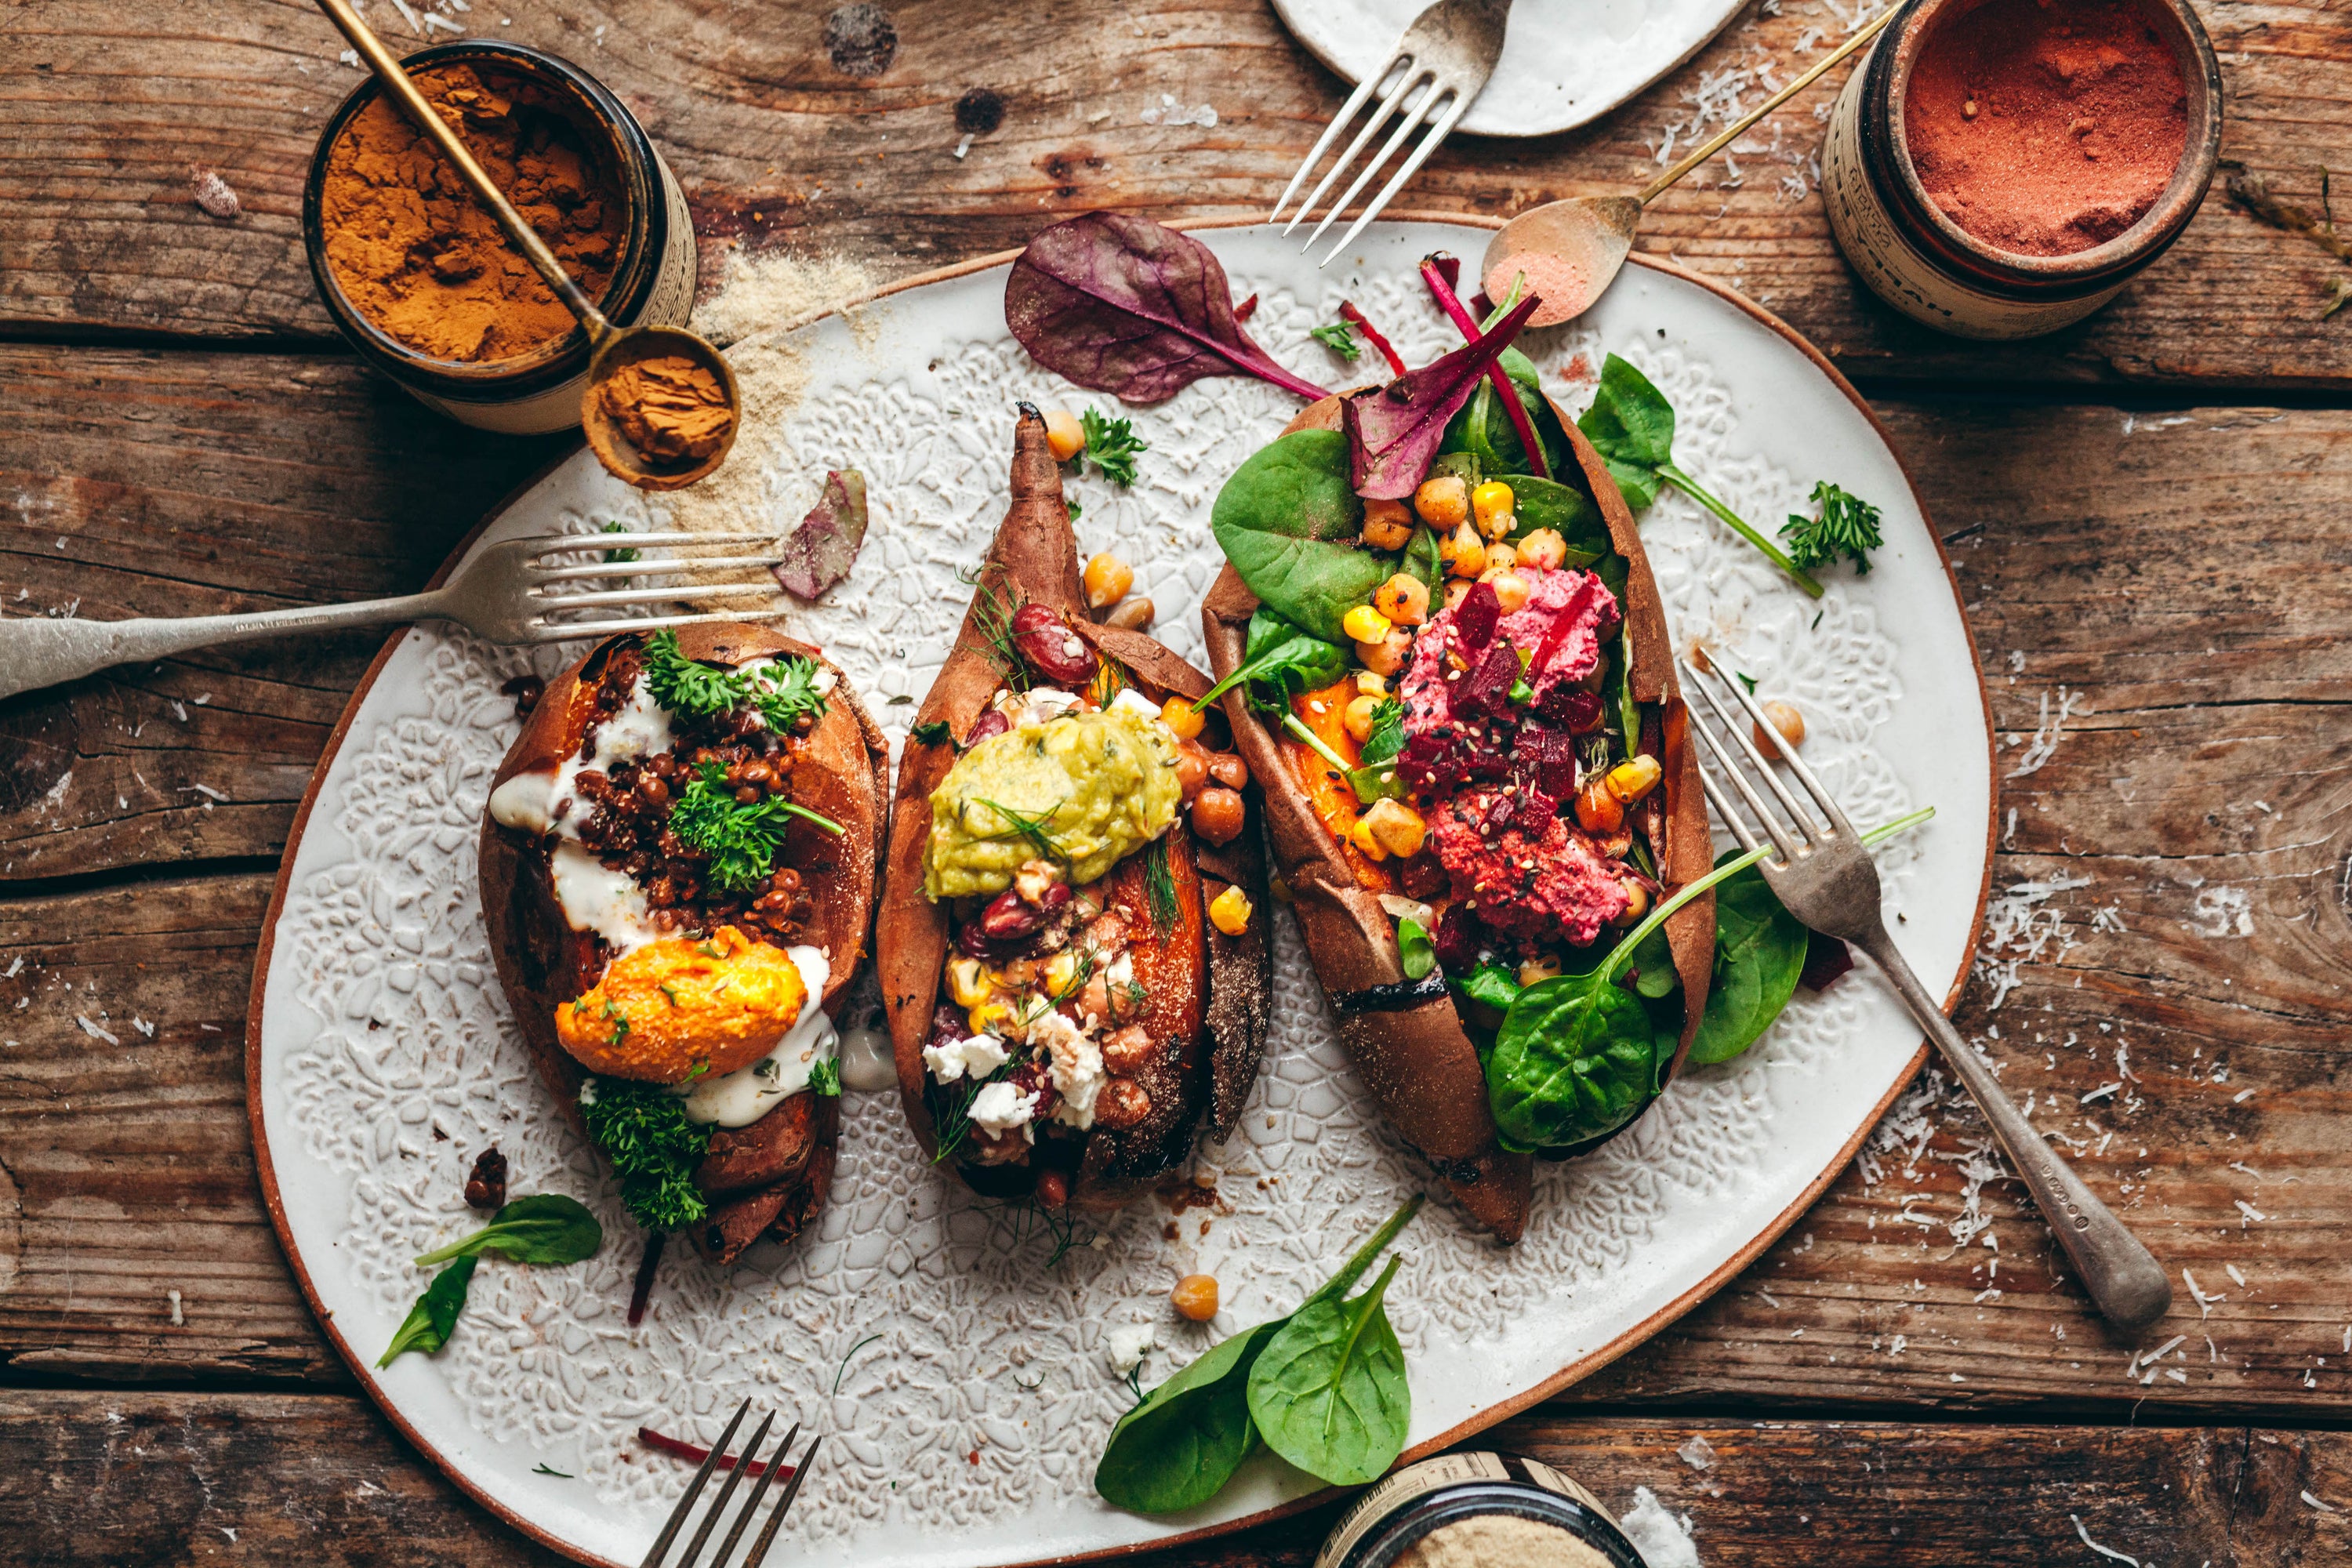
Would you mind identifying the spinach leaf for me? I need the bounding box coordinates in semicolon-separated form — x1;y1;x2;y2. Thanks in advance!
1094;1320;1283;1513
1577;354;1823;597
414;1194;604;1268
1246;1254;1410;1487
1490;474;1608;561
1396;918;1436;981
1403;523;1444;593
1454;961;1523;1012
1487;972;1663;1152
376;1254;477;1368
1347;697;1408;804
1197;610;1349;711
1210;431;1382;642
1439;365;1568;479
1688;857;1809;1065
1625;923;1680;999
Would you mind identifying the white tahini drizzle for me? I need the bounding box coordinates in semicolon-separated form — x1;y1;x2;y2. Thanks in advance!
674;946;836;1127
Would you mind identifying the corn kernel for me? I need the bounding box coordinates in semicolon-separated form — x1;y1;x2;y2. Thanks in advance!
1414;474;1470;528
1372;572;1430;626
1043;408;1085;462
1447;524;1487;579
1362;797;1427;858
947;957;991;1010
1356;629;1412;677
1614;879;1651;926
1207;885;1254;936
1348;818;1390;861
1044;950;1078;996
1341;604;1394;644
1344;693;1383;744
967;1000;1014;1036
1604;754;1664;804
1472;480;1516;528
1362;497;1414;551
1355;670;1390;697
1083;553;1134;610
1517;528;1567;572
1519;953;1563;988
1574;778;1624;834
1158;695;1206;740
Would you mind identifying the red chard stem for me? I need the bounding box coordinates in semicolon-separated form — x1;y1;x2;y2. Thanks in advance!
1418;253;1552;480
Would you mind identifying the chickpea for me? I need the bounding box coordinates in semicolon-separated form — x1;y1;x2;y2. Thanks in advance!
1484;540;1519;573
1443;579;1474;612
1095;1078;1152;1130
1083;553;1134;610
1207;751;1250;789
1192;786;1247;846
1519;953;1564;987
1446;524;1487;579
1356;629;1413;677
1414;474;1470;528
1173;739;1210;802
1341;604;1394;644
1105;596;1156;631
1207;884;1254;936
1043;408;1086;462
1485;568;1533;614
1348;818;1389;862
1344;692;1384;744
1355;670;1390;697
1102;1025;1156;1074
1372;572;1431;626
1755;699;1806;760
1158;695;1206;740
1613;878;1652;927
1574;777;1625;834
1362;497;1415;551
1078;972;1112;1024
1516;528;1568;572
1171;1273;1221;1323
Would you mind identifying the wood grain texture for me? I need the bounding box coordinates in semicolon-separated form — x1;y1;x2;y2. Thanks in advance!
4;1393;2349;1566
2;1;2350;387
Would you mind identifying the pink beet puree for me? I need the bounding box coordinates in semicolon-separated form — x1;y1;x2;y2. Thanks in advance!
1398;565;1619;737
1431;788;1630;944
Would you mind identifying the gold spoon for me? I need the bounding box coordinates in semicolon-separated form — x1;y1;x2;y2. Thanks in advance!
314;0;739;491
1480;5;1900;325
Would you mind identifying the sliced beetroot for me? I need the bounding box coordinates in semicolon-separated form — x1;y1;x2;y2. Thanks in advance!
1537;684;1604;734
1434;902;1486;971
1521;723;1580;801
1454;581;1501;649
964;709;1010;748
1458;639;1523;718
1800;931;1855;992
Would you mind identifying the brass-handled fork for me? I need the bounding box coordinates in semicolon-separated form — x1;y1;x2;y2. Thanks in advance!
1679;655;2174;1334
0;532;786;702
640;1400;822;1568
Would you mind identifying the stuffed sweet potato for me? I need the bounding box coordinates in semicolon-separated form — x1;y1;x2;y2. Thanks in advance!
1201;383;1713;1243
480;622;887;1265
878;407;1272;1212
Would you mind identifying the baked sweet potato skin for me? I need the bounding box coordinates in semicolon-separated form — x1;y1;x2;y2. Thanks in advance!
1200;396;1714;1240
878;409;1271;1209
477;622;887;1265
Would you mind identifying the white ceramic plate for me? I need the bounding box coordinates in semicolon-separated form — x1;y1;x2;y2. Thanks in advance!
1272;0;1750;140
249;222;1992;1568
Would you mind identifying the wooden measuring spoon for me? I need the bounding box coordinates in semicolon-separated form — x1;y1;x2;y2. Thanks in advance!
1481;5;1900;325
314;0;739;491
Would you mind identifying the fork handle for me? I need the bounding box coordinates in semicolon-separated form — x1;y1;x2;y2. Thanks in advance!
0;591;449;701
1851;924;2175;1334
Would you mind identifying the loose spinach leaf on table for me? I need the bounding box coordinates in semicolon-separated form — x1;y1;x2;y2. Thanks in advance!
415;1194;604;1268
1210;430;1383;643
1246;1254;1410;1488
377;1254;477;1368
1688;855;1809;1065
1197;608;1349;710
1576;354;1824;598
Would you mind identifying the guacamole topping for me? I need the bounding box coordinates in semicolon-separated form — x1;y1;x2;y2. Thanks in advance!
926;708;1180;899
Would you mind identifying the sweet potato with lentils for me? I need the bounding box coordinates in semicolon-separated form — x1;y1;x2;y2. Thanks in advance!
878;406;1272;1213
1202;394;1713;1243
479;622;887;1265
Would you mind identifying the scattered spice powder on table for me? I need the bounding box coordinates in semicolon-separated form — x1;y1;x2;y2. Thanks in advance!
1904;0;2188;257
600;354;735;463
320;62;625;362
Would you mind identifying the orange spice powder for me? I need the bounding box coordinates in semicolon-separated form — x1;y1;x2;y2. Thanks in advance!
600;355;735;463
320;62;626;363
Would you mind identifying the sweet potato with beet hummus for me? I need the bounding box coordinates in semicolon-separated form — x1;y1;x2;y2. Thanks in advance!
1203;387;1712;1243
479;622;887;1266
877;407;1272;1214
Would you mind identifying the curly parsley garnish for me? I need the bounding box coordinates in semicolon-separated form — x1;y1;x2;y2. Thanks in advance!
1080;408;1148;488
1780;481;1885;576
809;1058;843;1098
669;761;844;893
1310;320;1363;361
642;630;830;731
579;1077;713;1233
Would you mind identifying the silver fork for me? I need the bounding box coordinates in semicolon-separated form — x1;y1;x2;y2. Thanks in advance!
640;1400;823;1568
0;531;786;701
1680;656;2174;1334
1272;0;1512;267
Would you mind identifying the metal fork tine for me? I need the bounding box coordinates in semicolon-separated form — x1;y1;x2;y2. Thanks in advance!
1271;59;1396;224
526;607;796;642
533;555;783;584
670;1410;775;1568
640;1399;750;1568
738;1435;822;1568
1684;686;1807;862
1319;89;1471;264
1706;659;1860;837
1283;61;1425;236
706;1422;797;1568
1301;74;1441;247
535;581;779;611
1685;663;1826;840
528;531;777;556
1697;764;1765;857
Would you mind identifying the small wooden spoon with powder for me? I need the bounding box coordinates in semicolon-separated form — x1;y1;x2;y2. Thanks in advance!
315;0;739;491
1482;5;1899;325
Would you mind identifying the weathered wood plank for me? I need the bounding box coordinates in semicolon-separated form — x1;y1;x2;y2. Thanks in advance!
3;1393;2347;1566
2;1;2349;387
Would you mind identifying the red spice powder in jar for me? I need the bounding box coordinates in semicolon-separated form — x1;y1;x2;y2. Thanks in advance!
1904;0;2188;257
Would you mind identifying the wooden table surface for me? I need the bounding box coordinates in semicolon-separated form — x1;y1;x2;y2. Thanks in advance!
5;1;2350;1563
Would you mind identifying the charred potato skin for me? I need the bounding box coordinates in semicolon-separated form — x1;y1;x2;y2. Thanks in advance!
1199;399;1714;1243
878;409;1272;1210
477;623;889;1265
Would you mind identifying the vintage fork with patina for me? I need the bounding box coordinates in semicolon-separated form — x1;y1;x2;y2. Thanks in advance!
639;1400;822;1568
1680;654;2173;1334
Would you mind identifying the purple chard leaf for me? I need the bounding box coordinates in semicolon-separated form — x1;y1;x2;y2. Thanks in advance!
771;468;869;601
1342;291;1543;499
1004;212;1330;405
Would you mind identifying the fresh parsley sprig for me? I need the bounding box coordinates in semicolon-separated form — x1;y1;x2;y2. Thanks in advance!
1780;481;1885;576
642;630;831;731
669;762;844;894
1309;320;1363;361
1080;408;1148;488
579;1077;713;1233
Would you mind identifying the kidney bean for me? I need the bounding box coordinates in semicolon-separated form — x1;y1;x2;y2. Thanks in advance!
1010;603;1099;685
464;1145;508;1210
1094;1078;1152;1130
980;880;1072;942
735;786;762;806
965;710;1010;748
1035;1168;1071;1210
500;676;544;718
635;773;670;809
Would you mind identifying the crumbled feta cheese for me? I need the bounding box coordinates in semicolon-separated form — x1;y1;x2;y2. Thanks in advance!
967;1080;1036;1140
1105;1323;1155;1374
1109;687;1163;721
1031;1011;1104;1128
924;1034;1009;1085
